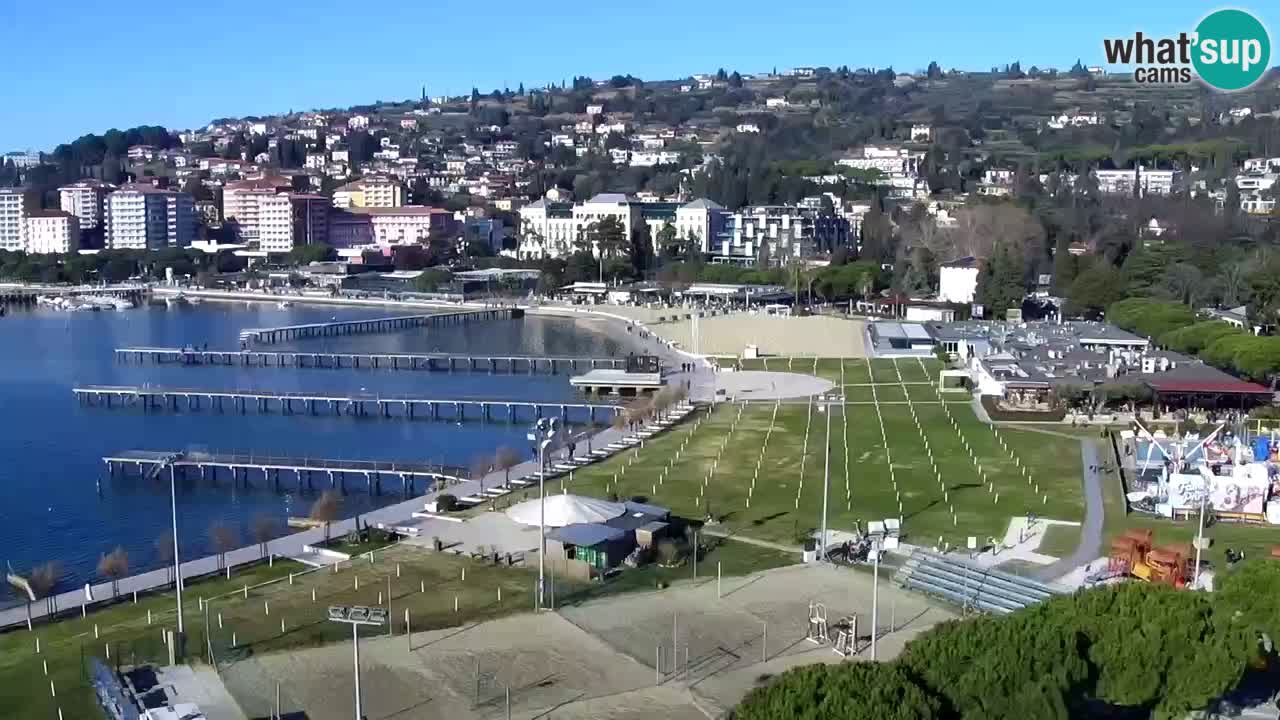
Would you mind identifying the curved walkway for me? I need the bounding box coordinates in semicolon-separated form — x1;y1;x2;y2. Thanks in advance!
968;398;1106;581
1033;439;1104;581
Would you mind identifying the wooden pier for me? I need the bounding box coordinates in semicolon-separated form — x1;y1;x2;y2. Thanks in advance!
75;385;622;423
237;307;521;346
103;450;468;495
115;347;625;374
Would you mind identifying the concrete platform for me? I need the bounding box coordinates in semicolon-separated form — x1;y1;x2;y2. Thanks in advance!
715;370;835;400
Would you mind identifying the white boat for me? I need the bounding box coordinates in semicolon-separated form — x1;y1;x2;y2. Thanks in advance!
277;300;293;309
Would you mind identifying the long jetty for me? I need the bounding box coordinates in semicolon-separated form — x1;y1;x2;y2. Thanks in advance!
104;450;466;495
74;385;622;423
237;307;520;345
115;346;625;374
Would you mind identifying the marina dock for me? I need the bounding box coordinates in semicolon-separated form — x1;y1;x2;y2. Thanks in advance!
115;346;625;374
237;307;520;345
74;385;622;423
104;450;467;495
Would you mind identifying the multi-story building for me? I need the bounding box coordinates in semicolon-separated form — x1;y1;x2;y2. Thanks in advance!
0;188;38;251
24;209;80;254
713;206;852;263
349;206;456;245
105;185;195;250
518;195;728;260
291;194;330;249
331;176;404;209
222;176;292;241
676;199;727;253
327;209;375;248
1094;167;1180;196
836;146;920;176
517;199;576;257
257;194;294;253
2;150;41;169
58;180;115;230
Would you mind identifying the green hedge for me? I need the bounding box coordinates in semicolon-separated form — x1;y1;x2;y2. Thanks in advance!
1157;321;1244;355
1107;298;1198;340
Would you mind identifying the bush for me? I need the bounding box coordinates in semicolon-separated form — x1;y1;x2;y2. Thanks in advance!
654;538;684;566
1158;321;1244;355
737;576;1270;720
980;395;1066;421
736;663;941;720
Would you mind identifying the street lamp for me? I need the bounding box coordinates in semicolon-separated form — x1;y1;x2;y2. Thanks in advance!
166;461;184;657
868;517;899;662
328;604;388;720
817;398;832;560
527;418;560;611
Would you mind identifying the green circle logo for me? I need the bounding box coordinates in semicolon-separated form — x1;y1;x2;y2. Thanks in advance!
1193;9;1271;91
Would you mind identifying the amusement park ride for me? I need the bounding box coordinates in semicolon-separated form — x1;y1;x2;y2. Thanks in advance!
1106;419;1280;589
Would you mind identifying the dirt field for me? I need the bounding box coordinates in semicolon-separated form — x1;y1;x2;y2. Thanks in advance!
221;563;952;720
654;314;868;357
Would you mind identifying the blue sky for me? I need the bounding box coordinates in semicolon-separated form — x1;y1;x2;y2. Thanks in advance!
0;1;1262;151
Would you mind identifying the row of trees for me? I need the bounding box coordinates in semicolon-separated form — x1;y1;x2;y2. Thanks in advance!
0;248;247;285
737;561;1280;720
10;513;287;627
1107;298;1280;383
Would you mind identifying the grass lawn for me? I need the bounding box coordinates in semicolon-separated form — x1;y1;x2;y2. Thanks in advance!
841;359;872;385
873;384;908;403
841;385;878;403
562;396;1085;552
869;359;901;384
1037;524;1083;558
1;536;795;719
0;560;299;719
906;383;943;402
813;358;845;383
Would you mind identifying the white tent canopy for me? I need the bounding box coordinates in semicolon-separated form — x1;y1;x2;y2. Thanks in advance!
505;494;626;528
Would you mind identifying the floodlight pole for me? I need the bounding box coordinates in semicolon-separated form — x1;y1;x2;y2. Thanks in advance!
538;437;546;611
1193;490;1207;588
820;400;831;560
170;465;184;646
530;420;558;612
871;538;880;661
352;622;363;720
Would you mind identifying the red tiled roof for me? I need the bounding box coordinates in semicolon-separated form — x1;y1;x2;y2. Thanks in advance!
1147;380;1273;395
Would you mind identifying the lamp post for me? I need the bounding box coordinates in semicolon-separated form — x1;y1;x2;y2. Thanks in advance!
327;604;388;720
818;398;832;560
527;418;559;611
870;537;880;661
1193;487;1208;588
168;463;184;654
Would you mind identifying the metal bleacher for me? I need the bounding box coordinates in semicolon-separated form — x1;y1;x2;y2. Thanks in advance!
893;549;1064;614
